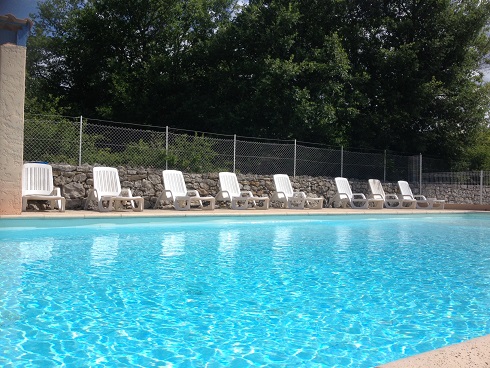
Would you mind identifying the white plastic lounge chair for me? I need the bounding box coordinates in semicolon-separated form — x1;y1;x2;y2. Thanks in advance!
154;170;215;210
332;177;383;209
271;174;323;209
85;167;144;212
216;172;270;210
22;163;65;212
397;181;445;209
368;179;416;209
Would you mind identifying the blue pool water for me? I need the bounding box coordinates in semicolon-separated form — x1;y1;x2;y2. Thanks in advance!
0;214;490;367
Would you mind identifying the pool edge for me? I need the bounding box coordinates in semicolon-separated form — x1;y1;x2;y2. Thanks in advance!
378;334;490;368
0;208;481;221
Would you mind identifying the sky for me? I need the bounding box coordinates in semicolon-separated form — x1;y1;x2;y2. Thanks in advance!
0;0;39;19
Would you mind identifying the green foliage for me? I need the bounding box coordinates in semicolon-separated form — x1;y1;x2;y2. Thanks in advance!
120;139;167;168
80;133;123;167
167;134;223;173
25;0;490;167
341;0;490;160
24;116;121;165
24;116;223;172
24;116;80;164
188;0;356;144
458;126;490;170
26;0;237;123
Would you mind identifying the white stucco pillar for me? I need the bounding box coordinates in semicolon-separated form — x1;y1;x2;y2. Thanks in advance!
0;14;32;215
0;43;26;215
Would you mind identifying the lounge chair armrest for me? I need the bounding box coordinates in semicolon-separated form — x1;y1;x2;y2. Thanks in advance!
352;193;366;199
335;193;350;200
160;189;173;200
271;191;287;200
51;187;62;197
154;189;173;208
121;187;135;197
186;190;200;197
216;190;230;201
397;194;412;200
385;194;398;200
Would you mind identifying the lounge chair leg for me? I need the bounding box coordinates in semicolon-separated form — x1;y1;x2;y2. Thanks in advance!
201;198;215;210
175;197;191;211
58;198;66;212
98;199;112;212
255;198;269;210
231;198;249;210
287;198;305;209
133;198;144;212
307;198;324;209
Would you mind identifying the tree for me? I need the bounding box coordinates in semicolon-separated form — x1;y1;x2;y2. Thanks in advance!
458;126;490;170
26;0;238;122
341;0;490;159
26;0;490;163
26;0;87;116
185;0;357;144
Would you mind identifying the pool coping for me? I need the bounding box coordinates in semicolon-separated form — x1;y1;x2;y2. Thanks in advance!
1;207;489;366
378;334;490;367
0;207;479;219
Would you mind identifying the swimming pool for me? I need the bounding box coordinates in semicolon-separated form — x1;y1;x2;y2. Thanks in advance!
0;214;489;367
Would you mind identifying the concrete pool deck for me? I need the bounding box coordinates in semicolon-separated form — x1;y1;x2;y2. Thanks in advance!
1;207;489;366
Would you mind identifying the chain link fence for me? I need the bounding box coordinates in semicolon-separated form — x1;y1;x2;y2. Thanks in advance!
23;114;452;183
423;171;490;186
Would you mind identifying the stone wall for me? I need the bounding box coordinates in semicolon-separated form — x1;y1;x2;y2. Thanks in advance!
50;164;489;210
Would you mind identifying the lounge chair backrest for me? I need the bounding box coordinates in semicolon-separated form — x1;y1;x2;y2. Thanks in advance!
368;179;385;200
163;170;187;199
273;174;293;197
335;177;353;200
93;167;122;197
22;163;54;196
397;181;414;200
219;172;241;197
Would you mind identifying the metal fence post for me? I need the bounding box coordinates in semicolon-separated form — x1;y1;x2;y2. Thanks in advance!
480;170;484;205
165;126;168;170
293;139;297;178
419;153;422;194
78;116;83;166
233;134;236;173
383;150;386;182
340;146;343;177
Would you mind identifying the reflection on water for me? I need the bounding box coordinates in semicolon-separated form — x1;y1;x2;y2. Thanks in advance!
334;225;352;251
273;227;292;248
91;235;119;267
218;229;239;267
366;224;383;252
1;238;56;330
272;227;292;264
397;224;413;247
20;238;54;264
161;232;186;258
